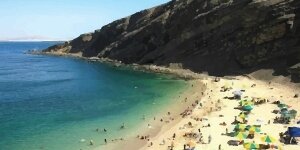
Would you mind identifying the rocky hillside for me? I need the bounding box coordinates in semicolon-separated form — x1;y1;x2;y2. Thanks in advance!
44;0;300;81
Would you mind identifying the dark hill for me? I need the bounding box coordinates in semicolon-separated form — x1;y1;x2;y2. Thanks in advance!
44;0;300;81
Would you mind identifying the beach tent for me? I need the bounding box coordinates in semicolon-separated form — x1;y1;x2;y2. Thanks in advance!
288;127;300;137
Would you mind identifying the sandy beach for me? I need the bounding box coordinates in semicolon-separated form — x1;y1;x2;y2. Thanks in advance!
98;72;300;150
34;51;300;150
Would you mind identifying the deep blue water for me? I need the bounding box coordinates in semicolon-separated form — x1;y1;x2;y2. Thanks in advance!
0;42;186;150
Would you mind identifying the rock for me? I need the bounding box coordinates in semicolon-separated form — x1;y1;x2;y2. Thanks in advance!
43;0;300;80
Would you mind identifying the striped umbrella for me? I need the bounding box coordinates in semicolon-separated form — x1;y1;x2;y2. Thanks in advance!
243;142;259;149
235;124;246;131
249;126;261;133
238;113;248;119
235;132;248;140
261;135;277;143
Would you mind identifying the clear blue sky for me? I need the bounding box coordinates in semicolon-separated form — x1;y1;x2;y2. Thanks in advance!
0;0;169;41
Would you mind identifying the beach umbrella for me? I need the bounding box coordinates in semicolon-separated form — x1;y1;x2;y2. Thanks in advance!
235;132;248;140
243;142;259;149
243;105;253;111
281;108;288;112
261;135;276;143
289;109;297;115
238;113;248;119
277;103;287;108
235;124;246;131
249;126;261;133
239;100;253;106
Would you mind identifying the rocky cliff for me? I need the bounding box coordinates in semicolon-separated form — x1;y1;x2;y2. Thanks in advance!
44;0;300;81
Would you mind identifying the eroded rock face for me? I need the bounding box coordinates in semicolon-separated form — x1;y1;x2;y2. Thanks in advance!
44;0;300;78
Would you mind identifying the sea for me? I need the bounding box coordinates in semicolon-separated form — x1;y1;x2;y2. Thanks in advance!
0;42;187;150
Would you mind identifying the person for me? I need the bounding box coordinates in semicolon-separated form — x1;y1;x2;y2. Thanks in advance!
226;128;228;134
184;144;186;150
120;123;125;129
218;144;221;150
104;139;107;144
199;136;203;143
104;128;107;132
89;140;94;145
173;133;176;139
208;135;212;144
198;128;201;133
170;141;174;150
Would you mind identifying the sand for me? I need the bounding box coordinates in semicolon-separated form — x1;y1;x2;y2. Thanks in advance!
97;74;300;150
136;75;300;150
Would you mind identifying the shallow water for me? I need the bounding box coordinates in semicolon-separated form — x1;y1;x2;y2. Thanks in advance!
0;42;187;150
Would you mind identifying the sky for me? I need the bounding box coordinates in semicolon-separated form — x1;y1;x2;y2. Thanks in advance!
0;0;170;41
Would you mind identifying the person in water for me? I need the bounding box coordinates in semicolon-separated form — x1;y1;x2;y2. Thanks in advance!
89;140;94;145
120;123;125;129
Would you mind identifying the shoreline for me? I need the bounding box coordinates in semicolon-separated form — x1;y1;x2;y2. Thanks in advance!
32;51;300;150
102;79;206;150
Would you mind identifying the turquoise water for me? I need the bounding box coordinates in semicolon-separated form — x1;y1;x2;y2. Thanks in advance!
0;42;187;150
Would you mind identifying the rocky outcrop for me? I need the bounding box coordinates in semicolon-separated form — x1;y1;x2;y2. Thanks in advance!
44;0;300;81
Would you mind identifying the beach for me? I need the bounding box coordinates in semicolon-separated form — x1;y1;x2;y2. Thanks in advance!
34;51;300;150
94;69;300;150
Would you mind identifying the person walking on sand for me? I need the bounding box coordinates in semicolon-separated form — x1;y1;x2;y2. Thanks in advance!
219;144;221;150
173;133;176;140
208;135;212;144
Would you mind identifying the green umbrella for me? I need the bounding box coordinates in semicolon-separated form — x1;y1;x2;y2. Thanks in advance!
277;103;287;108
289;109;297;115
234;124;246;131
244;142;259;149
261;135;276;143
243;105;253;111
249;126;261;133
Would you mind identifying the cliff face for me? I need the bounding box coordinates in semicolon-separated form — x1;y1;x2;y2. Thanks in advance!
44;0;300;80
